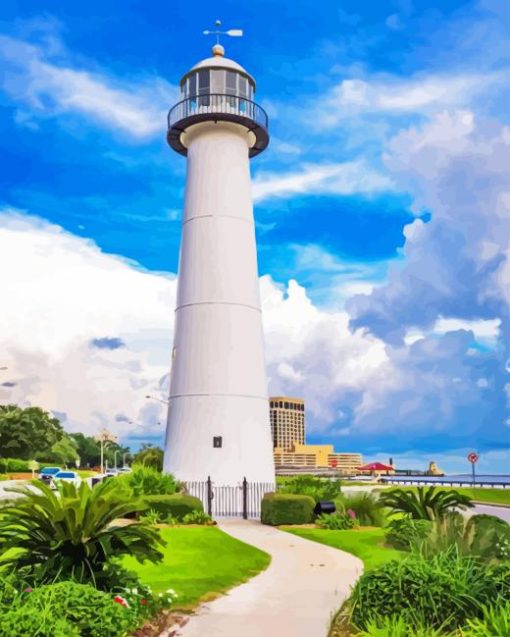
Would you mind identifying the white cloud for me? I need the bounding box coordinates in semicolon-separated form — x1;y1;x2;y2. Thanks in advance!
0;34;177;139
433;317;501;343
252;160;394;202
314;72;503;128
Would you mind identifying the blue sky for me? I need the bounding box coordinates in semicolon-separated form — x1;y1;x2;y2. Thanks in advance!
0;0;509;473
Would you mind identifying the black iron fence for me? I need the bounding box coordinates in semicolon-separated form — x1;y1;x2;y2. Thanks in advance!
184;477;275;519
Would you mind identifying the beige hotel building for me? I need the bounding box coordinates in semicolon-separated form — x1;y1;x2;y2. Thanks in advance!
269;396;362;474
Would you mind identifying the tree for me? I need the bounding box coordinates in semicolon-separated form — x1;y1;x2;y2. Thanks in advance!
378;486;474;520
0;405;63;460
48;436;79;466
133;444;164;471
69;433;101;467
0;479;165;587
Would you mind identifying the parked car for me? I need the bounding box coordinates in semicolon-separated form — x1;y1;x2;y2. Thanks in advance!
117;466;132;474
39;467;62;484
51;471;81;489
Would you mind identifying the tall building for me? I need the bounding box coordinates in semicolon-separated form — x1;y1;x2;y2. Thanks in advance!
269;396;305;450
163;40;275;485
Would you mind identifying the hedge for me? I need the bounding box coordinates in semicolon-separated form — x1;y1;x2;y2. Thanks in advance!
0;458;32;473
141;494;203;520
261;493;315;525
465;513;510;555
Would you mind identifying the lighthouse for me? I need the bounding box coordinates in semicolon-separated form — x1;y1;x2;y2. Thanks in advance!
163;34;275;486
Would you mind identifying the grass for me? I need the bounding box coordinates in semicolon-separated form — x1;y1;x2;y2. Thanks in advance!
124;526;270;609
375;485;510;507
282;527;404;571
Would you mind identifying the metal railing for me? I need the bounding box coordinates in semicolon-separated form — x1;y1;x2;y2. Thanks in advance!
168;94;268;131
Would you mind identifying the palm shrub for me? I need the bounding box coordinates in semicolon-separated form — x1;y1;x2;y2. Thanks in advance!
378;486;474;520
0;479;165;588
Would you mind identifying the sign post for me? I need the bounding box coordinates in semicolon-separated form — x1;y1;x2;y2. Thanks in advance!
467;452;479;486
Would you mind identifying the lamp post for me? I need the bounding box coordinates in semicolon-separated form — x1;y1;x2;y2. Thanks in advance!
113;450;120;470
122;452;130;468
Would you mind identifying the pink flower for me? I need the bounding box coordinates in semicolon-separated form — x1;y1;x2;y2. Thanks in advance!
113;595;129;607
24;587;33;593
347;509;356;519
140;599;148;606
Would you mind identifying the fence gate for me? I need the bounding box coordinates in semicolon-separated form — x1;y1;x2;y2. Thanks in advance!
184;478;275;519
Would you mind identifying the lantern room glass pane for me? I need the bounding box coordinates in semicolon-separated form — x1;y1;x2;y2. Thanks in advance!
225;71;237;95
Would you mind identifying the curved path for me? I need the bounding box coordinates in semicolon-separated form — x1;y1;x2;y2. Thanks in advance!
175;520;362;637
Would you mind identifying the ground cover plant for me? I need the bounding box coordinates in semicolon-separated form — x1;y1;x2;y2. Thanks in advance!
124;526;271;607
336;493;386;527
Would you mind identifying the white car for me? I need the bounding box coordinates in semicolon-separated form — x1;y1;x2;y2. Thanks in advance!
51;471;81;489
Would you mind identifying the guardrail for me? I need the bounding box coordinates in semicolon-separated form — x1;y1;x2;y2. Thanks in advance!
168;94;268;130
380;478;510;488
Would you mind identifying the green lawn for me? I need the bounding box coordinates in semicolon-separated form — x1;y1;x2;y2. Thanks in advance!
124;526;270;609
282;527;404;571
375;485;510;507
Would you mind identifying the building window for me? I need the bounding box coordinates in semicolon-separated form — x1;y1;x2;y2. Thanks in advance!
213;436;222;448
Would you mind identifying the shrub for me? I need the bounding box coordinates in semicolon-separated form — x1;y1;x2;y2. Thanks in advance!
0;581;136;637
141;494;203;520
463;601;510;637
378;486;474;520
117;464;181;496
386;517;433;550
356;612;451;637
316;512;355;530
0;458;31;473
0;479;165;588
349;548;508;631
278;475;342;502
261;493;315;525
465;514;510;559
181;510;215;525
337;493;386;527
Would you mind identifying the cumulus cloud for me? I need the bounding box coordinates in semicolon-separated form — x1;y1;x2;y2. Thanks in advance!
0;34;176;139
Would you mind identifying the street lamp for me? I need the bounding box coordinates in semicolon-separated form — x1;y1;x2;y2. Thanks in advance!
113;449;120;470
122;452;130;467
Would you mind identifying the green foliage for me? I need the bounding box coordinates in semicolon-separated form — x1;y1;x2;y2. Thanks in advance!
349;548;508;632
386;516;433;550
132;444;164;471
356;612;450;637
140;509;163;525
118;464;180;496
0;582;135;637
337;493;386;527
0;405;64;460
181;510;215;525
378;486;474;520
141;494;204;521
47;435;79;465
466;514;510;559
278;475;342;502
316;512;355;530
463;601;510;636
0;457;31;473
261;493;315;525
0;479;165;588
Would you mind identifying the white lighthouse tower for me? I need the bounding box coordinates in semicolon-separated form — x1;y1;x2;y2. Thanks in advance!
163;32;275;486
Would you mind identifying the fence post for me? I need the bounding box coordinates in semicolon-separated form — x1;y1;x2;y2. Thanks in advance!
207;476;212;516
242;477;248;520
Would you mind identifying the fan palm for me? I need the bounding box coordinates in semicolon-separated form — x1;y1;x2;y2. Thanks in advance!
0;478;165;586
379;486;474;520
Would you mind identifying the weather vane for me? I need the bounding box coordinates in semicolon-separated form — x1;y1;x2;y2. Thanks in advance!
203;20;243;45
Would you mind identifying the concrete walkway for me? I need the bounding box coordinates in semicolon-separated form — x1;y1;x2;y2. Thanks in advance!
174;520;362;637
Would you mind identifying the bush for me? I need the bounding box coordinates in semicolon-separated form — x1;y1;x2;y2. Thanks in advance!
118;465;181;496
337;493;386;527
378;486;473;520
0;581;136;637
182;510;215;525
278;475;342;502
0;458;31;473
141;494;203;520
466;514;510;559
349;548;509;631
386;517;433;550
261;493;315;525
316;512;355;530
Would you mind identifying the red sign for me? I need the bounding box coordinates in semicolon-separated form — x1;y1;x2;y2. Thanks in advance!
467;452;479;464
330;459;338;468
